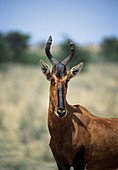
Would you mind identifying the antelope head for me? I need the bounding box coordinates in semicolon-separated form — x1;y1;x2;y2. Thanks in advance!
40;36;83;118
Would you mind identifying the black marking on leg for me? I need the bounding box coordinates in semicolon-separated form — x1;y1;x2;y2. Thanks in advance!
57;163;70;170
73;145;85;170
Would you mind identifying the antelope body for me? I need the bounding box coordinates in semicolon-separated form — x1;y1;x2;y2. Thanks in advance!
40;36;118;170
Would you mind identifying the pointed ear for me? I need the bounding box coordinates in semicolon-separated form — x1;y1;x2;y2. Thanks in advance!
68;62;83;79
40;60;51;80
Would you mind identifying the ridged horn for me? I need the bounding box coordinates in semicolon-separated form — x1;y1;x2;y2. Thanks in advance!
45;36;58;65
61;39;76;65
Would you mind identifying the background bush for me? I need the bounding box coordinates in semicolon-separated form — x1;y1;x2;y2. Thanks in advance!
0;33;12;62
101;37;118;62
0;32;30;63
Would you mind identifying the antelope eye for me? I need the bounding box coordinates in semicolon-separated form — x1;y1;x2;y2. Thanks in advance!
51;78;55;85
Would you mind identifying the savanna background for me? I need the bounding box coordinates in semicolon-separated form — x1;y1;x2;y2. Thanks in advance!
0;0;118;169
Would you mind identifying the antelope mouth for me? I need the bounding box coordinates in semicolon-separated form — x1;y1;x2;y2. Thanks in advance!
55;108;67;118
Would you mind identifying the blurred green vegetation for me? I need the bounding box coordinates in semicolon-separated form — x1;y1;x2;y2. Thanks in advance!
101;37;118;61
0;32;30;63
0;31;118;68
0;33;12;62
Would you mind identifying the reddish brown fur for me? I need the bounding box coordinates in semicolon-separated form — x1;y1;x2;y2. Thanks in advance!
48;67;118;170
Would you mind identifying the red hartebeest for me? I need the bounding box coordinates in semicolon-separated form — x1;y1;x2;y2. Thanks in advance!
40;36;118;170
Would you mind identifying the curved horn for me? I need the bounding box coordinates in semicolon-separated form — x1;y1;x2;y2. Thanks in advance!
62;39;76;65
45;36;58;65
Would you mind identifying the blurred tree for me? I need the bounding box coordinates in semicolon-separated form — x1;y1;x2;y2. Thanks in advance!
5;32;30;59
56;39;91;70
0;33;12;63
101;37;118;61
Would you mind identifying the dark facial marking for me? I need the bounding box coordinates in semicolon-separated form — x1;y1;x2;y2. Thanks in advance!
54;63;66;78
57;84;65;110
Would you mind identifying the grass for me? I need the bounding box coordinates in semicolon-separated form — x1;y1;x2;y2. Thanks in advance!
0;62;118;169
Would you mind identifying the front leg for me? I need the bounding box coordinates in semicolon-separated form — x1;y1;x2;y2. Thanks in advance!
57;163;70;170
73;162;84;170
73;146;85;170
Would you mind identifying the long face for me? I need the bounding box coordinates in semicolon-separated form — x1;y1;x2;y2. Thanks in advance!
40;36;83;118
50;63;68;118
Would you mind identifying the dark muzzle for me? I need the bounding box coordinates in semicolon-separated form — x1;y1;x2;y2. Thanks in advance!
57;107;66;118
57;85;66;118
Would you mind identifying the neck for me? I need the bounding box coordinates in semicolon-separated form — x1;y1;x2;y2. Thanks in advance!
48;98;71;142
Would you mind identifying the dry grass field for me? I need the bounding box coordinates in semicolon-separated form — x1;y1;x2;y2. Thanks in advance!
0;62;118;170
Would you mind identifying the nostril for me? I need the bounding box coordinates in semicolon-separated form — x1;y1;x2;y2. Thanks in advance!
57;107;65;112
57;108;66;118
57;109;65;114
